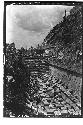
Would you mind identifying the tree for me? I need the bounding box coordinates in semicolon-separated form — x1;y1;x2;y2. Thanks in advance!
4;49;40;117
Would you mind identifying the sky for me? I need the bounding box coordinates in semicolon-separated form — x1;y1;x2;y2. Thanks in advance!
6;5;74;49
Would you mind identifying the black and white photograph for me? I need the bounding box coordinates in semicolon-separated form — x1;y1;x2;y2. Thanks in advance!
3;1;82;118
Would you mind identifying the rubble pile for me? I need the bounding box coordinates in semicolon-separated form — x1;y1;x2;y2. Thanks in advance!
28;66;81;117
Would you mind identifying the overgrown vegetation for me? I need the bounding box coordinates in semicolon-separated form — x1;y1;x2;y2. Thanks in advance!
44;6;82;74
4;6;82;117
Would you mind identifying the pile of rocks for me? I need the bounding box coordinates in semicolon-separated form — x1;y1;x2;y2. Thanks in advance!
35;72;81;117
